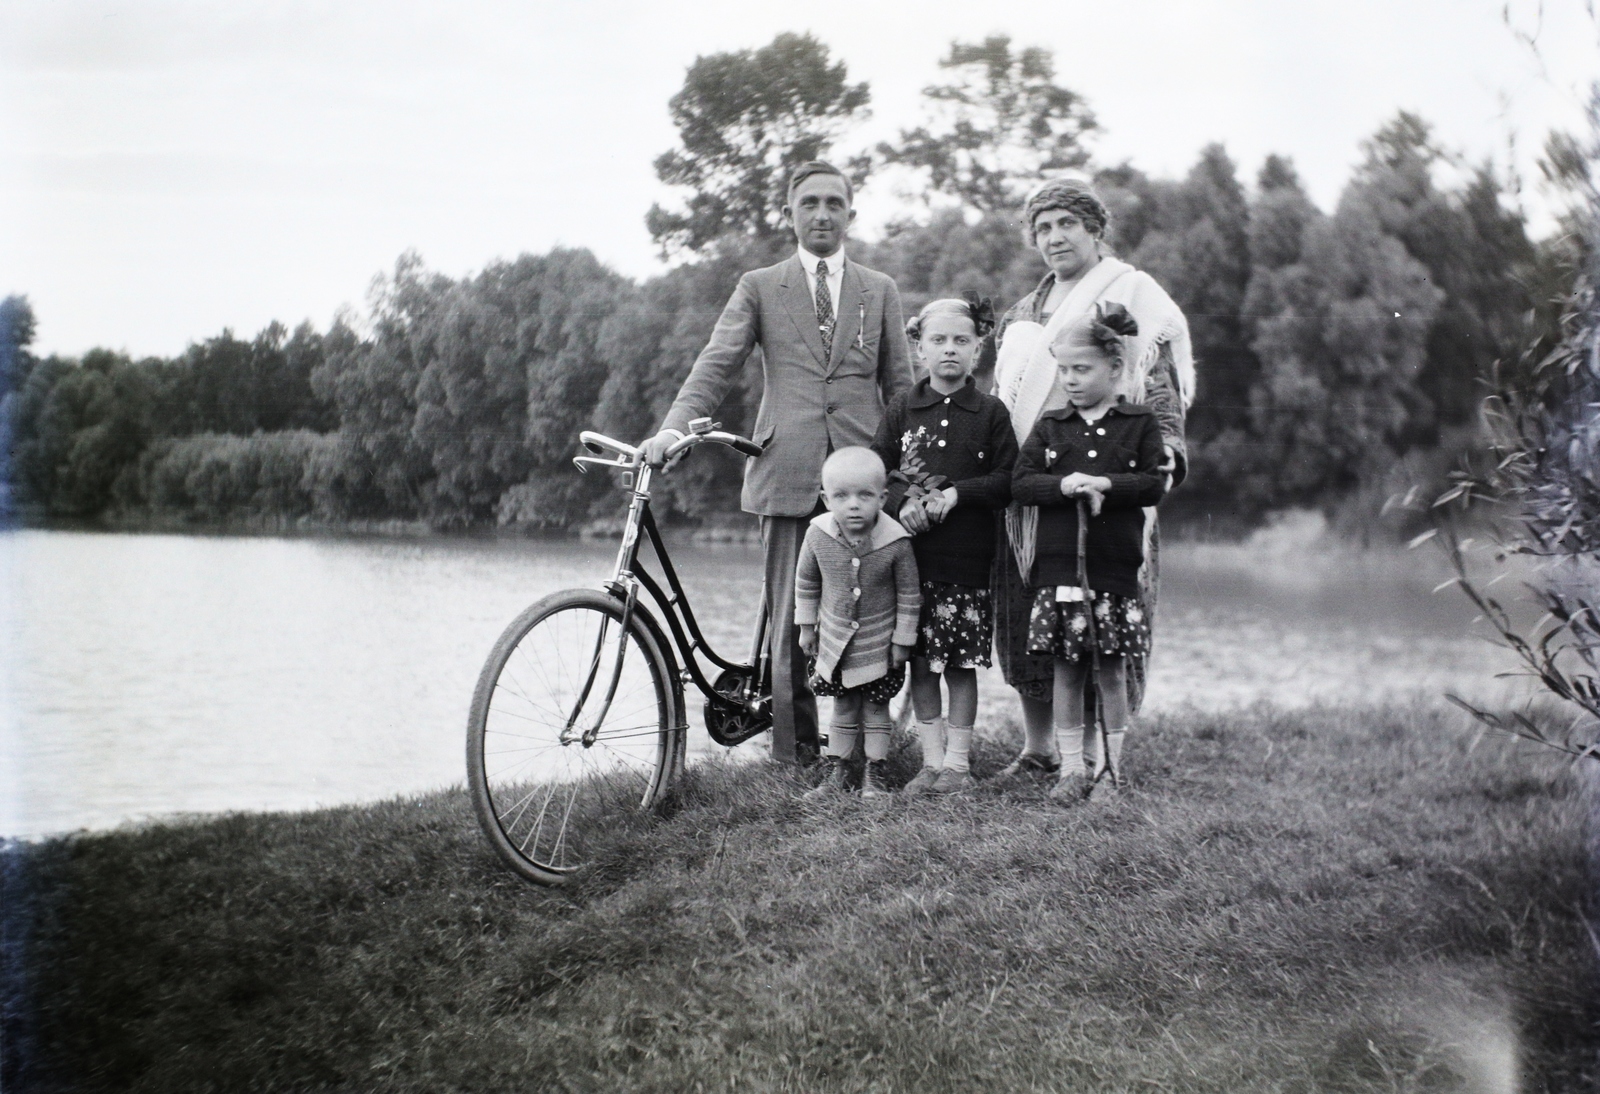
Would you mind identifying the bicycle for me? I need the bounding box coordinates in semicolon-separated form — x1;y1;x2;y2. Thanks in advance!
466;418;772;885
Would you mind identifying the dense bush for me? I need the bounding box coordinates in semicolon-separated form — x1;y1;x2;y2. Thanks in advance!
0;110;1577;536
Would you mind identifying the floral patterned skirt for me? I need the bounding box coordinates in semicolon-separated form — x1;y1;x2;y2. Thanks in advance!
994;517;1160;711
808;658;906;705
1026;587;1150;662
915;580;993;672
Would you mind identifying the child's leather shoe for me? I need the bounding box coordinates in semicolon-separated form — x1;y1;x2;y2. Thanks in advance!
802;756;848;799
996;751;1060;783
1048;770;1088;803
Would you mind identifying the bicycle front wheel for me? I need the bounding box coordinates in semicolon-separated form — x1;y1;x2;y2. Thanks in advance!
467;588;677;885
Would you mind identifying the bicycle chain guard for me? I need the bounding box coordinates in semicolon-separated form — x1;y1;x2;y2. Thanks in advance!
704;667;771;747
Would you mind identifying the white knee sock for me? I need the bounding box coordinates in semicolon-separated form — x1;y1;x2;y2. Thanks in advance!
863;724;892;762
916;718;945;771
943;725;974;773
827;723;858;760
1055;724;1085;776
1104;727;1126;777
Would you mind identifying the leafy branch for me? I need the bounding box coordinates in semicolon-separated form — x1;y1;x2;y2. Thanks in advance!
1404;119;1600;760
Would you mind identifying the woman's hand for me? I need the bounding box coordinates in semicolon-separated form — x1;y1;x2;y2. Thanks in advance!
799;624;818;657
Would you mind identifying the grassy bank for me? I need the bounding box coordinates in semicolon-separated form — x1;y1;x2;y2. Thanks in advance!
4;703;1597;1092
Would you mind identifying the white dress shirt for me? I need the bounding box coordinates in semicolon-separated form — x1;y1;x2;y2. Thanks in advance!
797;247;846;317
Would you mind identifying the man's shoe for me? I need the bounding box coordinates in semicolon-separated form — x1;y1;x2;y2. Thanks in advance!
801;755;848;800
932;767;976;794
901;766;941;797
860;760;890;800
996;751;1060;783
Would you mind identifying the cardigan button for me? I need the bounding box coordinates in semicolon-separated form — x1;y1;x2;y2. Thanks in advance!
850;558;860;568
1088;450;1097;458
826;406;835;414
851;621;860;630
937;439;946;447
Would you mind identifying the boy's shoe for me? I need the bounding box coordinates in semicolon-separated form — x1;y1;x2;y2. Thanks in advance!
801;756;849;800
860;760;890;800
996;751;1060;783
901;766;942;797
932;767;976;795
1048;770;1088;804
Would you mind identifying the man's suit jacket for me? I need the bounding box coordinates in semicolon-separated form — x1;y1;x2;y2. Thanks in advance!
661;255;914;517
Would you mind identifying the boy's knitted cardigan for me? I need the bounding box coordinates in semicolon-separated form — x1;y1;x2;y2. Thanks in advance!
794;512;921;688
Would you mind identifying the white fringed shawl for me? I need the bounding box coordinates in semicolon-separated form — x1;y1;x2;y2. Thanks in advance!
995;256;1194;579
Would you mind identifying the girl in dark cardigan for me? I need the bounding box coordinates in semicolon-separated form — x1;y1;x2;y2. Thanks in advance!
872;295;1017;794
1011;303;1166;800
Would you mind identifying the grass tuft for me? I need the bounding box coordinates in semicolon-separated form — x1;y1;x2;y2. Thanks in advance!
4;701;1598;1092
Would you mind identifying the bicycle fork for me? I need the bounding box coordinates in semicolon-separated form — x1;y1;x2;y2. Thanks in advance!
561;464;655;748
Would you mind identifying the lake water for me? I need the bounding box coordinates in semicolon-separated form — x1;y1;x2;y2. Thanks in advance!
0;528;1524;838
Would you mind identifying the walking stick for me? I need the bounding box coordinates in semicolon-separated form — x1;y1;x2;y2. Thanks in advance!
1076;496;1115;795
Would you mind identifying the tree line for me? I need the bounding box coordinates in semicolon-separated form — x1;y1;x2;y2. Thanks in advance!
1;34;1586;536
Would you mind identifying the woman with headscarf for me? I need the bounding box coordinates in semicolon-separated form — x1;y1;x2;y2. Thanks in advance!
991;176;1194;784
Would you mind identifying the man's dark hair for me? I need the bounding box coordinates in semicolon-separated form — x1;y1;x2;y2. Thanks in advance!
786;161;853;207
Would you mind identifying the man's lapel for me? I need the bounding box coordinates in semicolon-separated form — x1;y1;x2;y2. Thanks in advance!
826;262;869;374
780;256;829;368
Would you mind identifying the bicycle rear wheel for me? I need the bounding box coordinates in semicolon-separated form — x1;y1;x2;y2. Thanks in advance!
467;588;678;885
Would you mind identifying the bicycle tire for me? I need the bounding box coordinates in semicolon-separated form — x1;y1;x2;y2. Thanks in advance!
466;588;678;885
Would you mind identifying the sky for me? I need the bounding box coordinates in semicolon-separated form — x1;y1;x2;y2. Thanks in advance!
1;0;1594;359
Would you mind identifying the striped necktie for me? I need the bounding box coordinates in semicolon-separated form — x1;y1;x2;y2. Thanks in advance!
815;259;834;359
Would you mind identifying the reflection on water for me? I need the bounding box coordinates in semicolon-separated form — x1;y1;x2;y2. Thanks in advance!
1;530;1520;837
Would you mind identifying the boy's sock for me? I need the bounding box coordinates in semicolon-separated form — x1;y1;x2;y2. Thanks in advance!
916;718;945;771
863;724;892;762
1023;722;1053;760
1054;724;1085;776
943;725;974;773
827;723;859;761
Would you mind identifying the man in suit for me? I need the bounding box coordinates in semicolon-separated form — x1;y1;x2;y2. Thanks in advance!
641;161;914;764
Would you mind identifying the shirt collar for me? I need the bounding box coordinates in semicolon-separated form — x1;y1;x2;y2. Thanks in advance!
797;247;847;276
808;510;909;551
909;376;983;410
1040;396;1149;423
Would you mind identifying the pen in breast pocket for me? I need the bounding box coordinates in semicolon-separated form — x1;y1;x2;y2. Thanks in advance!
856;301;865;349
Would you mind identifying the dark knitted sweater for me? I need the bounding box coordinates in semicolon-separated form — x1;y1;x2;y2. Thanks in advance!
871;377;1017;587
1011;400;1166;596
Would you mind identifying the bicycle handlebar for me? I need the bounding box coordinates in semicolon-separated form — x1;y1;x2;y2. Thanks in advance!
574;429;763;474
664;429;763;462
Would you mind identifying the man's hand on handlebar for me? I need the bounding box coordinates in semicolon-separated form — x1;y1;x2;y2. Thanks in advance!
641;430;684;469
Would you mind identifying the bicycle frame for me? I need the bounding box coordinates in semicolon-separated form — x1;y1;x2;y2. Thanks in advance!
573;430;772;750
